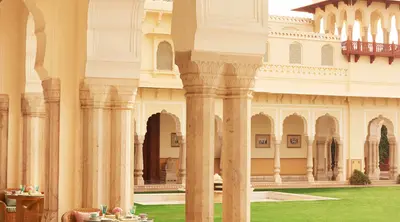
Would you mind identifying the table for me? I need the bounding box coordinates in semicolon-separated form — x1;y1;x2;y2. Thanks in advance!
7;194;44;222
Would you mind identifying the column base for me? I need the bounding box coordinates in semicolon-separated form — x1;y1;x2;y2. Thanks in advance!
307;172;315;183
134;177;144;186
274;172;282;184
42;210;58;222
336;171;344;182
177;175;186;184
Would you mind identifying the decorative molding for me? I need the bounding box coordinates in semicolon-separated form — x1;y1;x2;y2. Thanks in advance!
42;79;61;103
269;31;340;41
21;93;46;117
258;64;348;77
268;15;313;24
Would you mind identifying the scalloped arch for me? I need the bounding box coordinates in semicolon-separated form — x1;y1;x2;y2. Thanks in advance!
23;0;49;80
251;112;275;134
283;113;307;135
367;115;395;140
145;110;182;136
315;113;340;139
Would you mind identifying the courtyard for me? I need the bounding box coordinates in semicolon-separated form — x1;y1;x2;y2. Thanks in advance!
135;187;400;222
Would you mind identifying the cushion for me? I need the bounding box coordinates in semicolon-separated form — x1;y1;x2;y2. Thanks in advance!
6;206;16;213
5;196;16;206
74;211;98;222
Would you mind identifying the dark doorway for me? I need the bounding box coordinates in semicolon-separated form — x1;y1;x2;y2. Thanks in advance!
143;113;161;184
379;125;390;172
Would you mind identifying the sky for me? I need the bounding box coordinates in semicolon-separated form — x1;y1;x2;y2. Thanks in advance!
268;0;397;43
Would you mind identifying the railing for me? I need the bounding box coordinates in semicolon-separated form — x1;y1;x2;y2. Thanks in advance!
341;40;400;64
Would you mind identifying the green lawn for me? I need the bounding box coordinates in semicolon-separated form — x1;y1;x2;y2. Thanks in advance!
135;186;400;222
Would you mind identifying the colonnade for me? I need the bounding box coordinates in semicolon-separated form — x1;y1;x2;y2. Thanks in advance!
367;137;398;180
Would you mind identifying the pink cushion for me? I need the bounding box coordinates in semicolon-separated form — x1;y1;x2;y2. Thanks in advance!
73;211;98;222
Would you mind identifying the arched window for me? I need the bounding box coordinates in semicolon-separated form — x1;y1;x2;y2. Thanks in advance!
263;42;269;63
321;44;334;66
157;41;173;70
289;42;302;64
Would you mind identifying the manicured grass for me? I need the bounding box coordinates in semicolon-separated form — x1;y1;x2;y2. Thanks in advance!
135;186;400;222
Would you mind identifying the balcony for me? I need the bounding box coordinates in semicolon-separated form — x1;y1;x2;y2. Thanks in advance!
341;40;400;65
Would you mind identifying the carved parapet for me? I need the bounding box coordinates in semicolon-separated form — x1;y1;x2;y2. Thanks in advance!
21;93;46;117
42;79;60;103
80;80;112;109
175;51;223;95
0;95;9;113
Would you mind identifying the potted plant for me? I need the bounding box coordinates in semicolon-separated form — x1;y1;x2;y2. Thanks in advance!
112;207;123;219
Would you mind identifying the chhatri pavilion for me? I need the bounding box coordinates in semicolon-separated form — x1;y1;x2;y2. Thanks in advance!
1;0;400;221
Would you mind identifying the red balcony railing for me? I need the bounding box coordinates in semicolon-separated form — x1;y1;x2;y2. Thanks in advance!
341;40;400;64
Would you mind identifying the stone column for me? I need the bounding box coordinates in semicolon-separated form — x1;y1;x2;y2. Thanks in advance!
367;140;373;177
307;139;315;182
336;141;344;181
41;78;61;222
389;140;395;180
176;52;222;222
80;81;112;207
316;140;326;181
394;141;399;177
222;62;259;222
0;95;9;190
21;93;46;187
347;25;353;41
134;136;145;185
383;29;390;44
110;86;137;211
361;26;369;42
274;139;282;184
375;141;381;179
327;141;332;177
177;136;186;184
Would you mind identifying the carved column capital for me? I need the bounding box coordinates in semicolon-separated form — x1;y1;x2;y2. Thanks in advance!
112;85;137;110
134;135;145;144
175;51;223;95
42;78;60;103
0;95;9;113
21;93;46;117
80;80;112;109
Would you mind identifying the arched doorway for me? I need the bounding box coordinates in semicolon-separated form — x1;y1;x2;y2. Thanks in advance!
250;113;274;181
365;116;396;180
143;110;181;184
315;114;340;181
281;114;308;181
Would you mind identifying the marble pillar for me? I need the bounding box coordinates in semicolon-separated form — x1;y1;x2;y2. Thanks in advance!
367;140;373;178
336;141;344;181
0;95;9;190
80;82;112;207
361;27;369;42
21;93;46;188
222;62;259;222
307;139;315;182
134;136;145;186
389;140;395;180
177;136;186;184
274;139;282;184
41;78;61;222
316;140;326;181
110;86;137;211
347;25;353;41
394;142;399;178
374;141;380;179
176;52;222;222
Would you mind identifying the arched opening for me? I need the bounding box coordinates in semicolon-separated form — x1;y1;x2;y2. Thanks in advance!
143;111;181;184
289;42;302;64
352;10;362;41
251;113;274;180
315;114;340;181
365;116;396;180
156;41;173;70
370;10;384;43
281;114;307;181
389;15;398;44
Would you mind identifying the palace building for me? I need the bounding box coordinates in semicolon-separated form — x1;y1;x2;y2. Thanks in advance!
1;0;400;221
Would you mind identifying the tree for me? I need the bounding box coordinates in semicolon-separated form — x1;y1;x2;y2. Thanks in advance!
379;125;389;164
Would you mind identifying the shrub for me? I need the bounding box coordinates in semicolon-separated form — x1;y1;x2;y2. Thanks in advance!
397;175;400;184
349;170;371;185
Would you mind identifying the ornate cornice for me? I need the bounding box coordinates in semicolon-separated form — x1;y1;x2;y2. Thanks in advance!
42;78;61;103
269;31;340;41
175;51;223;96
0;94;8;113
21;93;45;117
268;15;313;24
259;64;348;77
